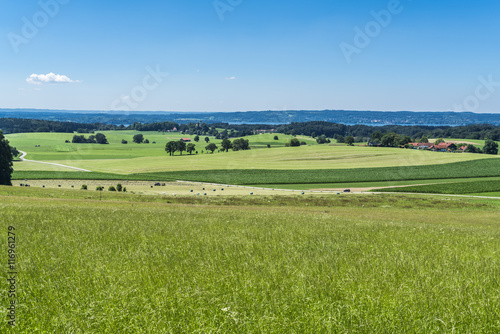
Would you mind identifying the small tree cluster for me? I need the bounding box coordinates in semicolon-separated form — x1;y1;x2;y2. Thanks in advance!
316;135;331;144
105;184;126;192
72;133;108;144
369;131;412;147
287;138;301;147
165;140;192;156
483;140;499;155
232;138;250;151
133;134;144;143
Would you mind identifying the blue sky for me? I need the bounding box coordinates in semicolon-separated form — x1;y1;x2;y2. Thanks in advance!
1;0;500;113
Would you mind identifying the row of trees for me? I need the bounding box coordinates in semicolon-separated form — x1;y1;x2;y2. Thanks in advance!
0;118;264;139
464;141;499;155
165;140;196;156
165;138;251;156
277;122;500;142
3;117;500;142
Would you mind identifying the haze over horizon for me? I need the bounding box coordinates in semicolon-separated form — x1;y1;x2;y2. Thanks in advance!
2;0;500;114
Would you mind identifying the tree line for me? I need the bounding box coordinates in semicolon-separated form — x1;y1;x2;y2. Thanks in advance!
368;131;498;155
276;122;500;141
0;118;269;140
71;133;109;144
165;138;250;156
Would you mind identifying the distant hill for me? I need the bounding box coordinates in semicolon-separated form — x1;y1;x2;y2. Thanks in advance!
1;109;500;126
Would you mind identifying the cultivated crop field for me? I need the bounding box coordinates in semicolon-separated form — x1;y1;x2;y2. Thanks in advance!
1;189;499;332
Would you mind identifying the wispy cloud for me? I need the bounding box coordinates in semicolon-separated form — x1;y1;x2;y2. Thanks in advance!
225;76;236;80
26;73;80;85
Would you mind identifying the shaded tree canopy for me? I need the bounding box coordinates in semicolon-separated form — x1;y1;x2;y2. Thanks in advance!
0;130;13;185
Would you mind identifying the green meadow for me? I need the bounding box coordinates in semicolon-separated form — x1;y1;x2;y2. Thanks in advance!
7;131;498;174
1;188;499;333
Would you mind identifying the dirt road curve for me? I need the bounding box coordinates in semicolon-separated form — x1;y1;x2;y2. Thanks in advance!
18;151;92;172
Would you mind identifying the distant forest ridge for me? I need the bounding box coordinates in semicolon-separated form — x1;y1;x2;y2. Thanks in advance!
1;117;500;141
1;109;500;126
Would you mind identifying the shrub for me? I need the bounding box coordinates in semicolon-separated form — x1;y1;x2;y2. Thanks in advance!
116;184;123;192
81;185;87;190
96;186;104;191
121;139;128;144
108;186;116;191
289;138;301;147
133;134;144;144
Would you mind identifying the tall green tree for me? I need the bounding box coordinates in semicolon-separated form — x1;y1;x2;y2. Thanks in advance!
434;138;445;145
0;130;14;185
221;139;232;152
205;143;217;153
204;137;210;143
176;140;187;155
345;136;355;146
133;134;144;143
95;133;108;144
186;143;196;155
232;138;250;151
483;140;499;155
165;141;177;156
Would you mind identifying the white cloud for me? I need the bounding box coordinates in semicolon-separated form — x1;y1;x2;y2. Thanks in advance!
225;76;236;80
26;72;80;85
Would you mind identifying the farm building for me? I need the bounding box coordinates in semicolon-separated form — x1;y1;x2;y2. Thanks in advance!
433;143;457;152
409;142;458;152
180;138;191;142
409;143;434;150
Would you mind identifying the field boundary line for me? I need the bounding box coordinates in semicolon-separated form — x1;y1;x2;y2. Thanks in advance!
369;192;500;200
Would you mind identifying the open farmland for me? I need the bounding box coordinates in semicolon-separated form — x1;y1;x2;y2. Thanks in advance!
7;132;499;174
1;189;499;333
376;179;500;195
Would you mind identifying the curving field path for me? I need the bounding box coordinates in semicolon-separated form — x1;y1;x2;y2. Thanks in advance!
18;151;92;172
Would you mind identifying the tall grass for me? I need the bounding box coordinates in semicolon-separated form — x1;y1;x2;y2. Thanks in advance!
1;195;500;332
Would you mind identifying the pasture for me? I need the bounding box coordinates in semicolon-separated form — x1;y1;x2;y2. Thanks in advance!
1;189;499;332
7;131;498;174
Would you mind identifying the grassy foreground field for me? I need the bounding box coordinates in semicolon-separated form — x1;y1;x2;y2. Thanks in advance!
1;189;500;332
